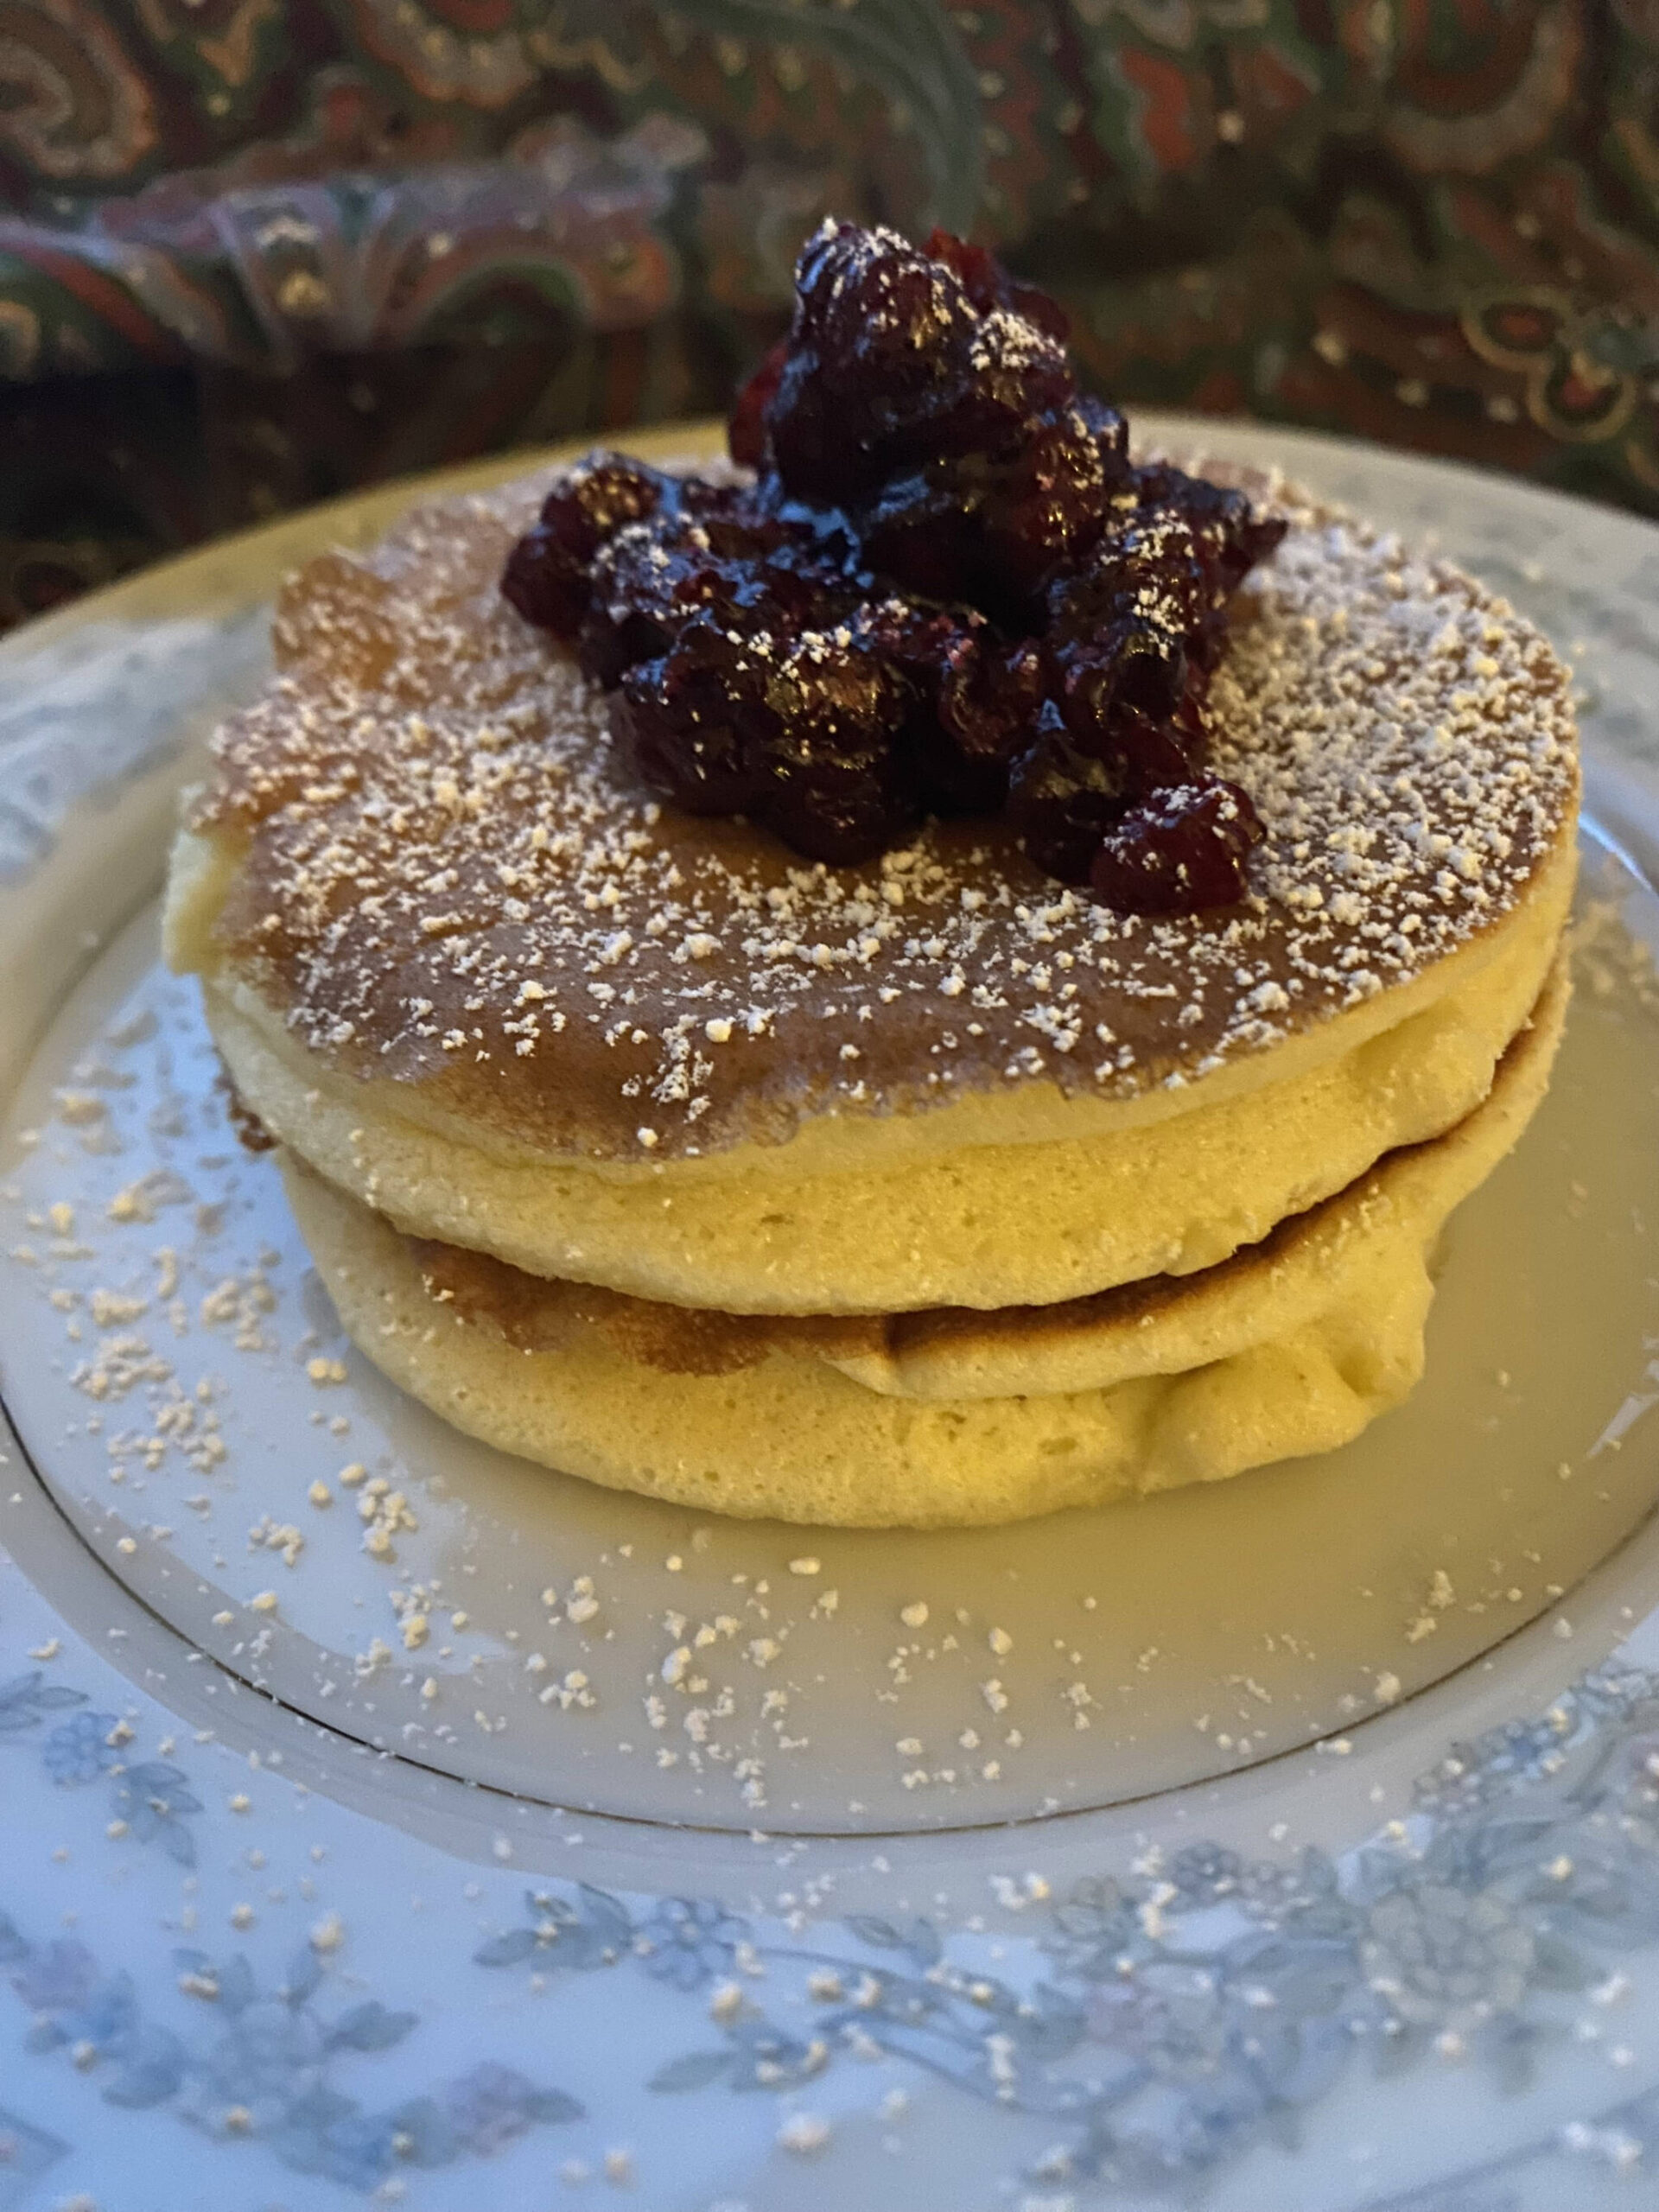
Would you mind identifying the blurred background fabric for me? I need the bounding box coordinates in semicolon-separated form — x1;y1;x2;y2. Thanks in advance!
2;0;1656;633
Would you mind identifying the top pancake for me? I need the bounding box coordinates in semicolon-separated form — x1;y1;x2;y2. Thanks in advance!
175;426;1577;1170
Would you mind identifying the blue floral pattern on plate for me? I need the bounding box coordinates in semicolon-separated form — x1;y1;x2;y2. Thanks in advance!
12;1630;1659;2205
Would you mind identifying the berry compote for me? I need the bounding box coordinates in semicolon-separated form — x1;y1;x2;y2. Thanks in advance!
501;221;1286;914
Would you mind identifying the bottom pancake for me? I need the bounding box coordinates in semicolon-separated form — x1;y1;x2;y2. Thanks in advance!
282;963;1566;1529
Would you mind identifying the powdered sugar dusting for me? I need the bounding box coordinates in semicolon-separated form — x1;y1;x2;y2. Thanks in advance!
189;462;1577;1160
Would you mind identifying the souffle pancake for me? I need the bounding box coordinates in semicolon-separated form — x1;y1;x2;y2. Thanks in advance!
165;221;1578;1526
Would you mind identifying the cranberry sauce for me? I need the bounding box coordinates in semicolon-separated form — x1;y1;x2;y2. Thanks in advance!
501;222;1286;913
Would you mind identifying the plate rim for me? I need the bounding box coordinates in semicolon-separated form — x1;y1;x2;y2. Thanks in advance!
9;421;1659;2211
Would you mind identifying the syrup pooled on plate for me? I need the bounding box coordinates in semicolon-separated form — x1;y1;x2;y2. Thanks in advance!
503;221;1286;913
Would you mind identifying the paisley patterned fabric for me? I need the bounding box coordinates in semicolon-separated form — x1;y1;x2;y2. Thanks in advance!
2;0;1656;632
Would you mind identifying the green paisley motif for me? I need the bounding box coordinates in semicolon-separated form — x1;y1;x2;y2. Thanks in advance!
3;0;1658;632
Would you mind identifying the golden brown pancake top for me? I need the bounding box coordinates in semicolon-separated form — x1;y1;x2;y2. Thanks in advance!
192;461;1578;1160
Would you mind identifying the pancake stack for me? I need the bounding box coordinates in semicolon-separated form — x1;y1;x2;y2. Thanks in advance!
165;436;1578;1526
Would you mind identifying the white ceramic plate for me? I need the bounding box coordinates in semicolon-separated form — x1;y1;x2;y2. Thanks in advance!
5;418;1659;2212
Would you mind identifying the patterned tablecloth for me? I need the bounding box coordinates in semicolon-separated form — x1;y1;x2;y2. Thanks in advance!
4;0;1659;636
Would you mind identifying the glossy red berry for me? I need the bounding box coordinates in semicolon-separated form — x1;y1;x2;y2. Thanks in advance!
728;341;787;470
1090;779;1265;914
499;226;1286;914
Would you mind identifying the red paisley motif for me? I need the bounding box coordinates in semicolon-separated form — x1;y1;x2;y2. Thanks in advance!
954;0;1069;238
1117;48;1209;173
1393;0;1551;115
1384;0;1580;173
